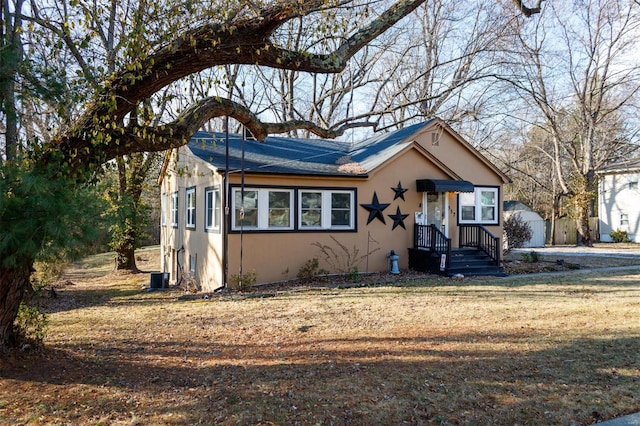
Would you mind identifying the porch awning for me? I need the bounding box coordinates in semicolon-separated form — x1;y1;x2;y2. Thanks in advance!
416;179;474;193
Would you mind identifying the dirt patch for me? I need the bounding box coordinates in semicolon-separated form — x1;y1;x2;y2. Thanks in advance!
503;250;640;275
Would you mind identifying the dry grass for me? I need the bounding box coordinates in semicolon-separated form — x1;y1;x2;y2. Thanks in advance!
1;246;639;425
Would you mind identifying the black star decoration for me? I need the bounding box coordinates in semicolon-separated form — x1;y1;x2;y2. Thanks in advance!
388;206;410;230
361;192;390;225
391;181;408;201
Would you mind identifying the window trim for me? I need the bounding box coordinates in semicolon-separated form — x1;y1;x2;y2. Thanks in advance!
620;213;629;227
204;185;221;233
457;186;500;225
161;192;167;227
231;187;295;231
170;191;178;228
228;185;357;233
299;189;356;230
185;186;196;230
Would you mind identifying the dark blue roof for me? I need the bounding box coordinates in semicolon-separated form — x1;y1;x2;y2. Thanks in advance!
187;119;434;176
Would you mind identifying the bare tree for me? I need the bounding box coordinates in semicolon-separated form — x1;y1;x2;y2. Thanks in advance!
497;0;640;245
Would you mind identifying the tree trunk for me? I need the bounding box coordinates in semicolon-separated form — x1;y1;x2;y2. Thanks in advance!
0;263;33;349
576;204;593;247
114;229;138;272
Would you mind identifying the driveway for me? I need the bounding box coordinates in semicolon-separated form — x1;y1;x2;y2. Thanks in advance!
512;245;640;260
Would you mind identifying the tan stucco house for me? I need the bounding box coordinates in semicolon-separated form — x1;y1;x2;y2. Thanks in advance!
159;118;510;292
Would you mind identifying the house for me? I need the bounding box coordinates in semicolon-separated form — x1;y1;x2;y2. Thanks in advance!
503;201;546;248
597;159;640;243
159;118;511;291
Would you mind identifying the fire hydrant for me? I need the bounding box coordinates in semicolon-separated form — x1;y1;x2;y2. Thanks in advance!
388;250;400;275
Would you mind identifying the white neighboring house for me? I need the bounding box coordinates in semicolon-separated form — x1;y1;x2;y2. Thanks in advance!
503;201;546;248
597;159;640;243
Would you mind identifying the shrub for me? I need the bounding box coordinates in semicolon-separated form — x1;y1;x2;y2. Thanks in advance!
297;258;320;282
521;251;541;263
503;213;533;252
230;270;257;290
311;236;379;275
14;303;48;351
610;229;631;243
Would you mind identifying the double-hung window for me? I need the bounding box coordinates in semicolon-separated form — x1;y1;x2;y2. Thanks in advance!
232;188;294;231
299;189;355;230
170;191;178;228
458;187;499;225
185;187;196;229
204;186;221;232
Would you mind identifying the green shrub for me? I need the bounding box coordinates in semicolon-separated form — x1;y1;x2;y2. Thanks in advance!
521;251;541;263
610;229;631;243
230;270;257;290
14;303;48;351
297;258;320;282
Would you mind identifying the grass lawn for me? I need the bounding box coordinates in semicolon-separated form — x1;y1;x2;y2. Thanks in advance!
1;246;639;425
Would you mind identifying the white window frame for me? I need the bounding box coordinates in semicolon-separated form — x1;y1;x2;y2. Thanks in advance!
204;186;221;232
161;192;167;227
185;187;196;229
170;191;178;228
458;187;499;225
299;189;355;230
231;187;294;231
620;213;629;227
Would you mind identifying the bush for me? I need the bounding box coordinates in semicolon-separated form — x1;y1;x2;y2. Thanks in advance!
230;270;257;290
503;214;533;252
311;236;379;275
610;229;631;243
297;258;320;282
521;251;541;263
14;303;48;352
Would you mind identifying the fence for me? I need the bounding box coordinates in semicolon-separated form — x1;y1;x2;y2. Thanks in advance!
544;217;599;245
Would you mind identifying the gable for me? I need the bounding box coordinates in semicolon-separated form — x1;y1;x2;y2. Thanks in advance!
409;120;510;184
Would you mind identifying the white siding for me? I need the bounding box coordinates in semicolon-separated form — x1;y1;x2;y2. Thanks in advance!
598;173;639;243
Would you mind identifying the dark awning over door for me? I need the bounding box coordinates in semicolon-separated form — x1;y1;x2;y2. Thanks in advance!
416;179;474;193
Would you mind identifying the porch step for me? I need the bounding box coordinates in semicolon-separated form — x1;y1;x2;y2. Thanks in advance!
448;249;507;277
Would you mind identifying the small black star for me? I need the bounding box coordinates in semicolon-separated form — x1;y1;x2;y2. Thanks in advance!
388;206;410;230
391;181;408;201
361;192;390;225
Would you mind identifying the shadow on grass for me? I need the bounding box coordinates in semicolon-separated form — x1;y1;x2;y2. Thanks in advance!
1;333;638;425
42;265;640;314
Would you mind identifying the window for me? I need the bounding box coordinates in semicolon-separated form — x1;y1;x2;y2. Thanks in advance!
170;191;178;228
268;191;292;228
185;187;196;229
299;189;355;230
458;187;499;225
620;213;629;227
629;179;638;190
204;186;221;232
161;193;167;226
232;188;294;230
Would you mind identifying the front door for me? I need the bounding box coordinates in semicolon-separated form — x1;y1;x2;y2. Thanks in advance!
424;192;447;236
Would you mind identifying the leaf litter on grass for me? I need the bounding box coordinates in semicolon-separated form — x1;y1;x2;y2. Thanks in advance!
1;246;639;425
